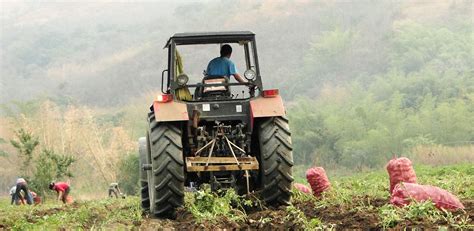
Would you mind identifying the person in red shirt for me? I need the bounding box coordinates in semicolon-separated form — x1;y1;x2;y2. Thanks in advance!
49;181;71;204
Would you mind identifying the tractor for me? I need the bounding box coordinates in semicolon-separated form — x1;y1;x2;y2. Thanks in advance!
138;31;294;218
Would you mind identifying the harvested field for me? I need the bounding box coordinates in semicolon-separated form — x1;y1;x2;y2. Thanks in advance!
1;164;473;230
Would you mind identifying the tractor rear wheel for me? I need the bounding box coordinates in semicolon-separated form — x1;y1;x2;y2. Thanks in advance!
147;112;185;218
138;137;150;212
258;116;294;206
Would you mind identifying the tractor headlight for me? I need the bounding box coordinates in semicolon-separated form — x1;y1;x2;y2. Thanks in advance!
244;69;256;80
177;74;189;86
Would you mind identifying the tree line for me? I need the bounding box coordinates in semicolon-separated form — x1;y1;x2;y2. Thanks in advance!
289;14;473;169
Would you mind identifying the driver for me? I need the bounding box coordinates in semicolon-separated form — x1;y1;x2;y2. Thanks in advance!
206;44;246;83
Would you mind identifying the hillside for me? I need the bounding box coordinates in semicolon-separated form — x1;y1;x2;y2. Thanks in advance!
2;1;470;106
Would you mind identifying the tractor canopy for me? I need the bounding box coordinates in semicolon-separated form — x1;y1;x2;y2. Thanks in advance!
162;31;263;101
164;31;256;47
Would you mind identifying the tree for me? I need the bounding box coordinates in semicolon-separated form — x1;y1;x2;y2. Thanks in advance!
116;153;139;195
31;148;75;198
10;128;39;178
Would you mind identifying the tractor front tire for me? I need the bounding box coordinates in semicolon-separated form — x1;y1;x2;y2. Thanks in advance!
138;137;150;212
258;116;294;206
147;113;185;218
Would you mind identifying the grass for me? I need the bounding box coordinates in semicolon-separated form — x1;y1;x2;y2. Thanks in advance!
290;163;473;229
0;164;472;229
378;201;472;229
0;197;142;230
294;163;474;200
411;144;474;166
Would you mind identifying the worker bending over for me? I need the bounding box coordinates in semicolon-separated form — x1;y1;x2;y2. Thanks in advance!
49;181;71;204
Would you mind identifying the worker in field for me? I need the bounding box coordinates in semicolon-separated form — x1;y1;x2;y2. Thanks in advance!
30;191;42;205
49;181;71;204
206;44;246;83
10;186;41;205
108;182;125;198
9;185;19;205
13;178;33;205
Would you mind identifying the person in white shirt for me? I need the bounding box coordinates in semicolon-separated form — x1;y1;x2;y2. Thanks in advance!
13;178;33;205
9;186;17;205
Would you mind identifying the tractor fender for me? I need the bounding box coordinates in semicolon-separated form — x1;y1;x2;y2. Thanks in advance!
152;101;189;122
249;95;286;118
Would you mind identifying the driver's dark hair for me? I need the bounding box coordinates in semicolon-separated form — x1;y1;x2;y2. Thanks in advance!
220;44;232;57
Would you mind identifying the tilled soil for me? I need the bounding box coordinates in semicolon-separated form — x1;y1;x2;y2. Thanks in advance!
139;198;474;230
140;208;293;231
3;198;472;230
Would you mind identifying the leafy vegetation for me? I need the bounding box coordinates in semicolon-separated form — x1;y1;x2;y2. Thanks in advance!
1;164;471;229
32;148;75;197
185;185;254;223
7;128;75;197
0;101;136;196
378;201;472;229
116;154;139;195
284;205;333;230
10;129;39;178
291;164;473;229
0;197;142;230
289;18;474;168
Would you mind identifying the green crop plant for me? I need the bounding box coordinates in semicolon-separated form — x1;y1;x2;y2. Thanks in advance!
1;164;471;229
186;185;255;223
378;200;472;229
403;200;441;222
379;204;402;229
258;217;272;224
0;197;143;230
284;205;334;230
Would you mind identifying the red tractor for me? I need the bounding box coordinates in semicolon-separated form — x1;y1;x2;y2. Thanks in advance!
138;31;293;218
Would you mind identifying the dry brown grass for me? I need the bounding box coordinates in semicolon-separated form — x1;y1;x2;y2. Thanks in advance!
0;100;136;196
411;144;474;166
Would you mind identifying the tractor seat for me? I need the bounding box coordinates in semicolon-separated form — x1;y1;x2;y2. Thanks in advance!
198;76;231;98
203;77;227;93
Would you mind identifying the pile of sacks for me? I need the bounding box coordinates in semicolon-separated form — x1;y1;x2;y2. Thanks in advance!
293;167;331;197
386;157;417;194
293;183;312;194
306;167;331;197
387;157;464;211
291;157;464;211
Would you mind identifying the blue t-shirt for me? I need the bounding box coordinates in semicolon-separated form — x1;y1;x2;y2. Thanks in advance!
206;57;237;77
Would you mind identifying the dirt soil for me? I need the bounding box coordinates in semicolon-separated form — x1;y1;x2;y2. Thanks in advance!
140;208;293;231
6;198;470;230
139;198;474;230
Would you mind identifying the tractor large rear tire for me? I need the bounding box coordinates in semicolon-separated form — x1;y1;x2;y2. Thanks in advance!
138;137;150;212
147;112;185;218
258;116;294;206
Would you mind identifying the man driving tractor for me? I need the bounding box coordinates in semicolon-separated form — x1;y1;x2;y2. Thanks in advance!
206;44;246;83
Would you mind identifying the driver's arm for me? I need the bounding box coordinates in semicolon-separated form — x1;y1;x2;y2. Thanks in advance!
233;73;246;83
